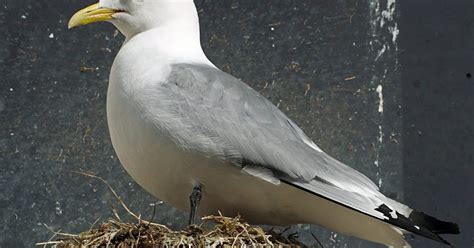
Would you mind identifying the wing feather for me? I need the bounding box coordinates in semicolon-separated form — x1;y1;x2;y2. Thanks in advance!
148;64;379;192
140;63;410;218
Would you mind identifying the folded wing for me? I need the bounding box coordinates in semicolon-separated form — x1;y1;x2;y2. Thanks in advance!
138;63;458;245
140;62;391;207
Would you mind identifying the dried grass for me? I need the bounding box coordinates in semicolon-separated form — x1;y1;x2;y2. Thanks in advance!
37;214;308;247
36;172;316;247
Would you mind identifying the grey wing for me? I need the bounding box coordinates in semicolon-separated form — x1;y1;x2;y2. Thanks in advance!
146;63;381;196
143;63;413;219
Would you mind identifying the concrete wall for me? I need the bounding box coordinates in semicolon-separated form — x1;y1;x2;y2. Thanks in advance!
0;0;471;247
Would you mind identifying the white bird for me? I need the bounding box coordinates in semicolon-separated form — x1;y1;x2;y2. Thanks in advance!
68;0;459;247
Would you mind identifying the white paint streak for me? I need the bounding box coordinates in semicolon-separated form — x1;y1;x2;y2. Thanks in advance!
381;0;396;27
376;85;384;113
370;0;399;186
371;0;399;60
389;23;400;46
375;44;387;61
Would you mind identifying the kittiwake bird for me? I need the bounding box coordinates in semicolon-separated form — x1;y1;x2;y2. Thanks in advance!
68;0;459;247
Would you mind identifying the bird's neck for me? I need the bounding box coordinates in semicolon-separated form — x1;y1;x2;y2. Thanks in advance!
128;26;210;66
121;3;213;66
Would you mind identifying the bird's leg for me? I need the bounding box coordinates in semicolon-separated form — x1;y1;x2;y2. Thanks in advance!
188;184;202;225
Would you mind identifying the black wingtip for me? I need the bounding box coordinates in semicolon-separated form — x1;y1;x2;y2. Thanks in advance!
409;210;460;235
375;204;460;246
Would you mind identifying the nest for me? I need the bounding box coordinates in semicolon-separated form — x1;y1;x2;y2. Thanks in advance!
38;214;309;247
37;172;319;247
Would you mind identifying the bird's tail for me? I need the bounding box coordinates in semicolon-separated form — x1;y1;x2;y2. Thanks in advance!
383;197;459;235
409;210;460;235
375;202;460;246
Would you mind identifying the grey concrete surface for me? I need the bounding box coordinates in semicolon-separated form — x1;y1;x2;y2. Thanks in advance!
0;0;471;247
400;0;474;247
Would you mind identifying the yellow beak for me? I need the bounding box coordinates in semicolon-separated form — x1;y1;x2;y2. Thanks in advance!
68;3;117;29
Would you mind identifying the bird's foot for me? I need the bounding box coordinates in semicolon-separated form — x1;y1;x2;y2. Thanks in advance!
188;184;202;225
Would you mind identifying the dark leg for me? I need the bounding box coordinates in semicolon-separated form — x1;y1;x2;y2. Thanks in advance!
188;184;202;225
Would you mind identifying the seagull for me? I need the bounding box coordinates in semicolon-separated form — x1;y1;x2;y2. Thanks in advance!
68;0;459;247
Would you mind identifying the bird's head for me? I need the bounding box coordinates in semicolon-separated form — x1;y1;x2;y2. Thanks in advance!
68;0;198;38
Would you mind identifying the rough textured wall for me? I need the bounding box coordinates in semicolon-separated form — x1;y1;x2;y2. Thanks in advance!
0;0;470;247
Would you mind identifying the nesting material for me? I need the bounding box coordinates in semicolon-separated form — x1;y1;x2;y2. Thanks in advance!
38;214;306;247
36;172;310;247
